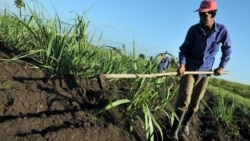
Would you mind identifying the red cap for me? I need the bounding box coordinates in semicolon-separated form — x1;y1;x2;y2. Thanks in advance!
195;0;217;12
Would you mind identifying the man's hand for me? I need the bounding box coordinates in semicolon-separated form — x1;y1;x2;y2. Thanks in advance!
214;67;224;76
177;64;185;76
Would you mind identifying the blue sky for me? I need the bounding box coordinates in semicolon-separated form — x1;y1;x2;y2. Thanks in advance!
1;0;249;85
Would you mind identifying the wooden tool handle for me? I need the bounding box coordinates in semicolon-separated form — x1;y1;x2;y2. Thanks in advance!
100;71;229;79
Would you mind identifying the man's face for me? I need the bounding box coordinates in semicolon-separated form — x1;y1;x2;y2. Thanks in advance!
199;11;214;27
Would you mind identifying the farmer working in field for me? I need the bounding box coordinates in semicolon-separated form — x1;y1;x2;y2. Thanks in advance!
169;0;232;140
158;53;171;73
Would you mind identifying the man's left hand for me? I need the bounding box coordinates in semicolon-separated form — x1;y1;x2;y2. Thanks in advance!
214;67;224;76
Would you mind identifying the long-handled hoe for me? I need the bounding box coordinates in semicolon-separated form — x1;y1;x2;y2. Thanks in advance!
97;71;229;95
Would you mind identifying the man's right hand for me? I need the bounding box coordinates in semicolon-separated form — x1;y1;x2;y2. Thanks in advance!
177;64;185;76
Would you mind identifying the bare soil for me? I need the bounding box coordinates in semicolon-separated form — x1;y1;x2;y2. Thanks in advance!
0;44;249;141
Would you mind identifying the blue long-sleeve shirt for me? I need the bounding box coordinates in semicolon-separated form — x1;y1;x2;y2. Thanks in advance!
179;22;232;74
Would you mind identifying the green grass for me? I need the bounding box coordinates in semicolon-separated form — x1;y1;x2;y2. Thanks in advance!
208;84;250;114
209;78;250;99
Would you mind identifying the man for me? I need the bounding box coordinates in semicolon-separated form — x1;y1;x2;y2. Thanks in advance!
170;0;232;140
158;53;171;73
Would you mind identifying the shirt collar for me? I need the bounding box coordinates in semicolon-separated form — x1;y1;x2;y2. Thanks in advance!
198;22;217;32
